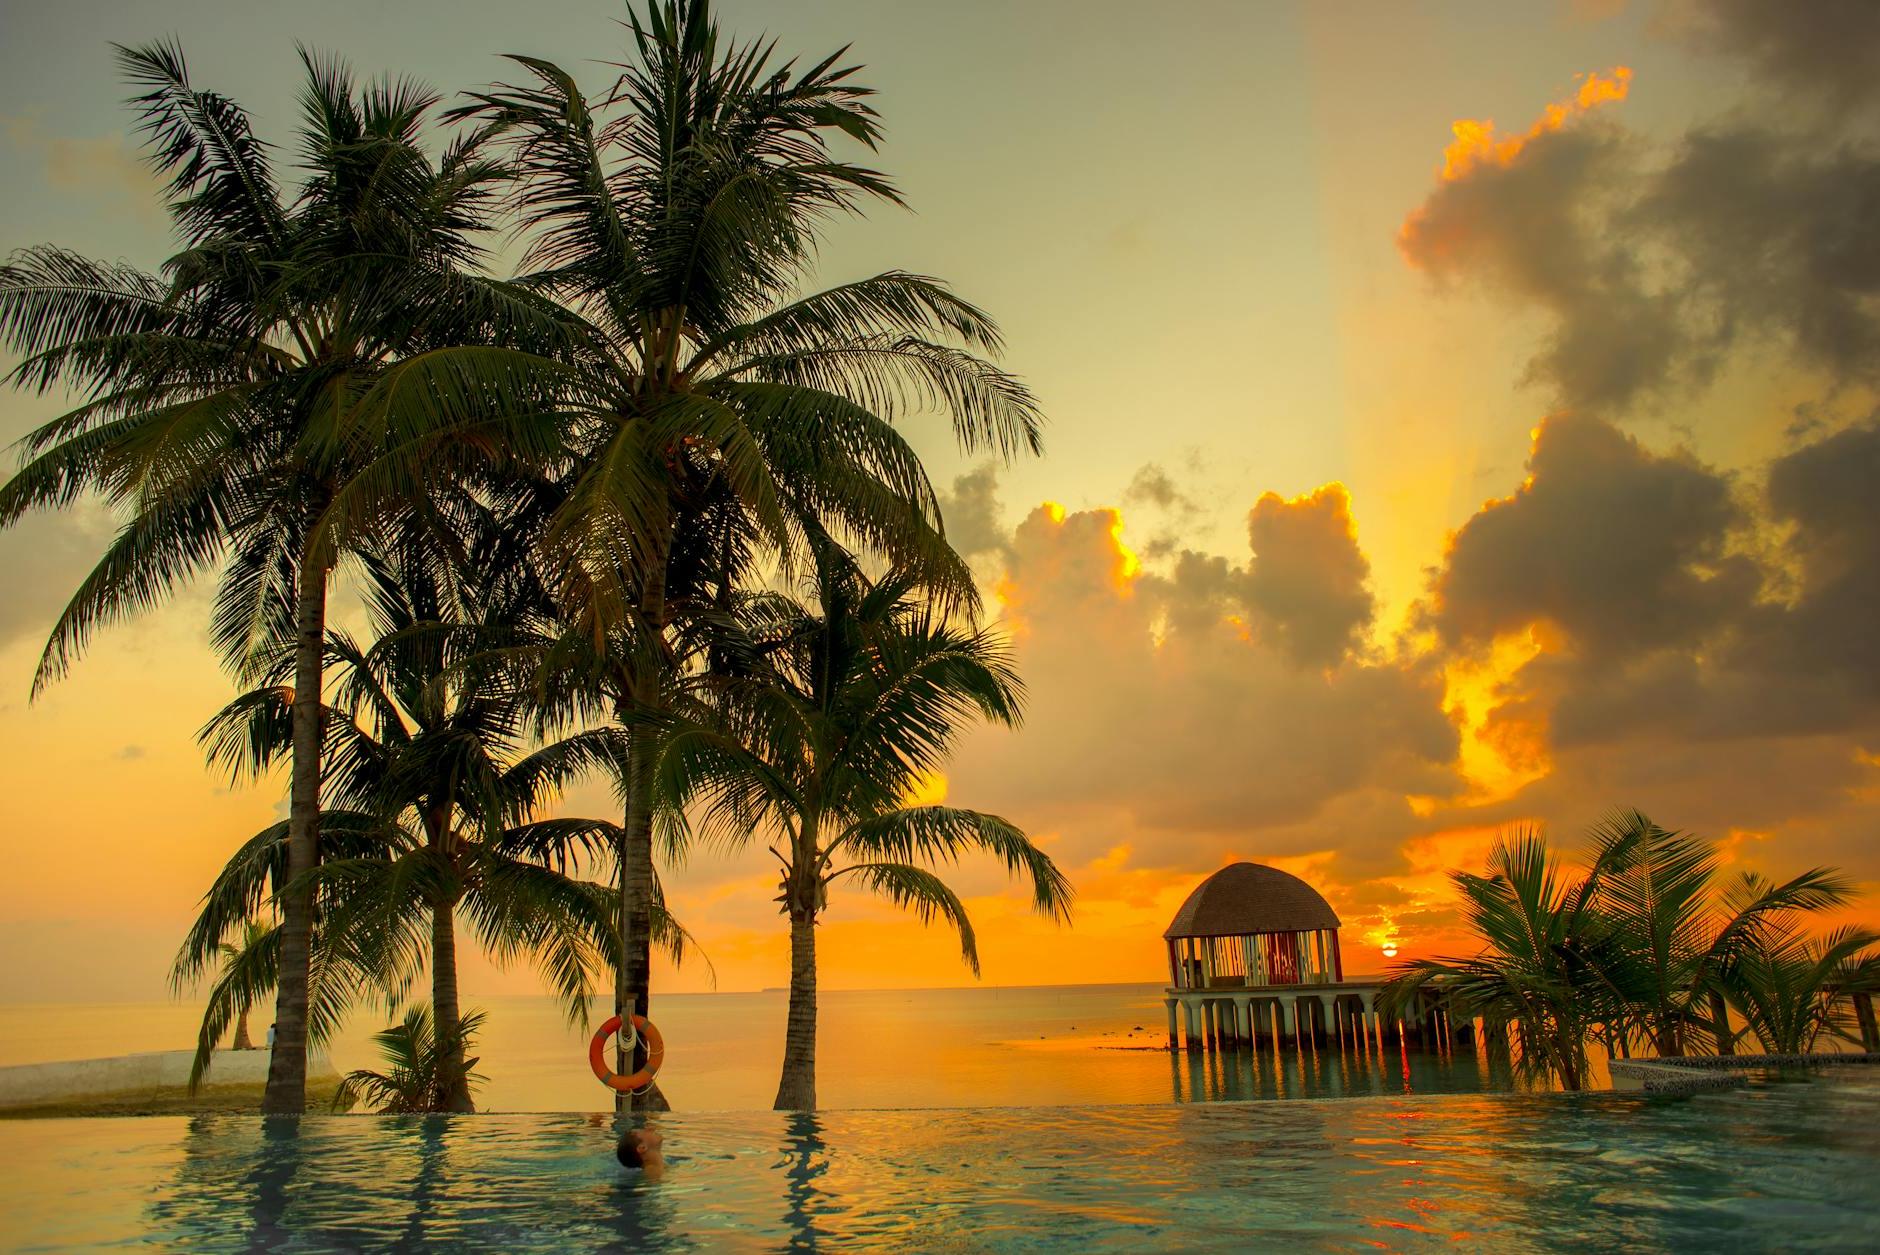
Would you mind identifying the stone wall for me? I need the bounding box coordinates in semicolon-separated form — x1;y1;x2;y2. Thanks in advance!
1609;1052;1880;1094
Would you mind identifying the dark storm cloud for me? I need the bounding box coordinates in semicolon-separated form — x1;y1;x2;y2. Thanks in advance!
1399;125;1690;412
1401;59;1880;413
1670;0;1880;111
1425;415;1880;751
1428;414;1754;659
1638;126;1880;386
1745;420;1880;698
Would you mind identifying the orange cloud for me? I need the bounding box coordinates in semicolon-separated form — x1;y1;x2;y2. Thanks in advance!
1441;626;1552;803
1438;67;1633;181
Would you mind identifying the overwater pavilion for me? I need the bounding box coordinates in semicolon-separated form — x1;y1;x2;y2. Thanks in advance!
1162;862;1394;1053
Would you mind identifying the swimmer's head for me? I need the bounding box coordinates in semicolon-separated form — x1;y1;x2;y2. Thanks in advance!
616;1127;662;1168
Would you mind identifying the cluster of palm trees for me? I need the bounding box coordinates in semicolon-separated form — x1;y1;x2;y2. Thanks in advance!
1383;811;1880;1090
0;0;1070;1114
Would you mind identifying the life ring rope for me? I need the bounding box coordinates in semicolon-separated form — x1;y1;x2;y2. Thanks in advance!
589;1014;664;1094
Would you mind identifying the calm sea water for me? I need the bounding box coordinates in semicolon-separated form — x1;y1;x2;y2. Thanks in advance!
3;1071;1876;1251
0;983;1540;1111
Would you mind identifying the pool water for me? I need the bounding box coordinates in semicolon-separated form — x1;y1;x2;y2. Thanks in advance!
5;1070;1876;1251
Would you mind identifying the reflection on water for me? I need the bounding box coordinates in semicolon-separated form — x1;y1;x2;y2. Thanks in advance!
1162;1020;1529;1105
2;1070;1875;1250
0;984;1542;1112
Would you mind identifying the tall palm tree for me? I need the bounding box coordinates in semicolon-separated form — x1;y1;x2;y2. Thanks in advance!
658;546;1072;1109
0;46;563;1111
1382;828;1640;1091
190;532;663;1112
220;920;274;1052
451;0;1041;1106
1588;810;1858;1056
172;814;388;1095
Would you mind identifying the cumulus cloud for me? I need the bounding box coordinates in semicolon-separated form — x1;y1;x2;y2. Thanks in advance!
1428;414;1754;660
1668;0;1880;111
1123;463;1199;516
1241;484;1376;669
1640;126;1880;385
1400;55;1880;412
936;463;1010;561
1416;413;1880;768
952;499;1455;875
1732;420;1880;711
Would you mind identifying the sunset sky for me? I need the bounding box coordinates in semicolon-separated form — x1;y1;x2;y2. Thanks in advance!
2;1;1876;1004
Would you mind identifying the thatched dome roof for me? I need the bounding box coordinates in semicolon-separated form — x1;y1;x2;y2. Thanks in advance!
1163;862;1340;939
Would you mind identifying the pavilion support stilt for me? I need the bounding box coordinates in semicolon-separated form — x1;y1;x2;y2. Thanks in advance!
1164;997;1179;1052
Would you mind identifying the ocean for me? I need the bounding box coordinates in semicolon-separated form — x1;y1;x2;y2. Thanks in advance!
0;982;1522;1111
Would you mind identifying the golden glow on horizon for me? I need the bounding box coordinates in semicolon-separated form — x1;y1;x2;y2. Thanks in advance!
1439;67;1633;181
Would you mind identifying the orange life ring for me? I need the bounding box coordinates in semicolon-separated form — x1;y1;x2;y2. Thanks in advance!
589;1014;664;1093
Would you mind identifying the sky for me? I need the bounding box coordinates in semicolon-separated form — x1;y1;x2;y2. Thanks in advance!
1;0;1876;1004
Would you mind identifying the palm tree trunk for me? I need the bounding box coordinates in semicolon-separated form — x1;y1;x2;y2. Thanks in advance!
432;895;474;1113
616;724;668;1111
1708;991;1734;1056
1557;1032;1583;1091
773;905;819;1110
617;520;673;1114
232;1008;253;1051
262;550;328;1114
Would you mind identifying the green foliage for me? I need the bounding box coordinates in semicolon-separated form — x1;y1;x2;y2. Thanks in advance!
334;1004;489;1114
1591;810;1860;1055
1719;878;1880;1054
1387;811;1876;1087
10;0;1046;1113
659;544;1073;965
1382;826;1636;1090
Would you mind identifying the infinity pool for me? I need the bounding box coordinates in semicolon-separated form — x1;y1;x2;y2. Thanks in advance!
5;1070;1876;1251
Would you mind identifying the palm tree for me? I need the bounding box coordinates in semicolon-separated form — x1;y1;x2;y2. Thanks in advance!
1588;810;1859;1056
172;814;389;1095
334;1004;489;1114
451;0;1042;1106
1720;875;1880;1055
193;532;659;1112
658;546;1072;1109
221;920;273;1051
1382;828;1639;1091
0;46;562;1111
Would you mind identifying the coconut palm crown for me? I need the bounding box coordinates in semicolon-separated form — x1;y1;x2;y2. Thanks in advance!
442;0;1043;1108
0;44;566;1111
654;543;1072;1109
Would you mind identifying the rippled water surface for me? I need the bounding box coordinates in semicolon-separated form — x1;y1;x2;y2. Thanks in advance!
4;1070;1877;1251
